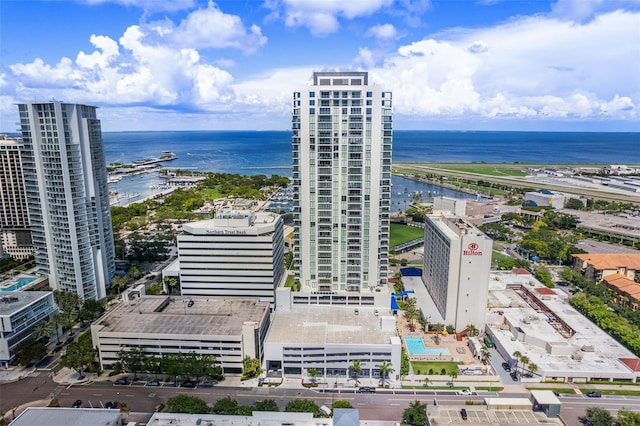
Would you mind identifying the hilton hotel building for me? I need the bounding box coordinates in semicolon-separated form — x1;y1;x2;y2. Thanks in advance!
422;215;492;331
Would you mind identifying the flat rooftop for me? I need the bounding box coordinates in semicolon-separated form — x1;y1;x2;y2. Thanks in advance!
94;296;269;336
266;306;396;345
426;405;562;425
487;272;639;379
10;407;121;426
0;291;50;316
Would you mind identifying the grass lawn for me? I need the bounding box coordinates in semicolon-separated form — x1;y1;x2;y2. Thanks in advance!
199;188;223;200
492;250;512;264
527;387;575;394
411;361;462;375
390;223;424;248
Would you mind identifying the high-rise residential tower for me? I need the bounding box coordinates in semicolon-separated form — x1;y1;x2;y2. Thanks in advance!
0;135;33;259
292;72;392;293
17;102;115;300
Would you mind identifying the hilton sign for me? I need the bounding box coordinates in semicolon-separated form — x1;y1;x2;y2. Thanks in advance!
463;242;483;256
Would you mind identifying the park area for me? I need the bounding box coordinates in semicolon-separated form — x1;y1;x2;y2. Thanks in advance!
390;223;424;248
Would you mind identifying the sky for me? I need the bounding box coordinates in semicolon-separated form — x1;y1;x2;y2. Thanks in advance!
1;0;639;132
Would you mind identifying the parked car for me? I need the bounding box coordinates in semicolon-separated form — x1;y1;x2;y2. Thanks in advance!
114;377;129;385
458;389;472;396
71;400;82;408
460;408;468;420
104;401;116;409
357;386;376;393
587;391;601;398
501;362;511;372
181;381;196;388
510;372;518;382
146;380;160;386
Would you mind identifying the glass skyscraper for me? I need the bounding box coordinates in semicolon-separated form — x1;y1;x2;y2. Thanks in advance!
292;72;392;293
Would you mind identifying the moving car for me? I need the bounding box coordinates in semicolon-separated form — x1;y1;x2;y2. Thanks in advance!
510;372;518;382
357;386;376;393
586;391;601;398
114;377;129;385
146;380;160;386
458;389;472;396
501;362;511;372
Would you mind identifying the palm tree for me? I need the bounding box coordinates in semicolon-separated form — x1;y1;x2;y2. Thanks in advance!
49;312;64;343
528;362;539;377
480;345;491;365
422;377;431;387
33;321;53;344
512;351;522;375
307;368;320;384
348;360;363;385
519;355;530;376
449;370;458;382
376;361;395;386
467;324;479;337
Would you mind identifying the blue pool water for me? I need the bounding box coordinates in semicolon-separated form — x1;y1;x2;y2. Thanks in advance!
1;277;36;292
404;337;451;356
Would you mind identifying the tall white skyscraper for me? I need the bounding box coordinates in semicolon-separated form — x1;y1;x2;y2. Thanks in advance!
17;102;115;300
292;72;392;293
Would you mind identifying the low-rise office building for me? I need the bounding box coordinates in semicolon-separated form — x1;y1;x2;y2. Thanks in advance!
170;210;285;303
0;291;57;367
91;296;270;373
486;271;640;383
10;408;122;426
264;303;401;381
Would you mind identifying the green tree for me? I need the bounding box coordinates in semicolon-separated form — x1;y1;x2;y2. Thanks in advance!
62;338;96;378
253;399;279;412
512;351;522;374
13;337;46;365
307;368;320;384
348;359;363;385
212;397;238;415
284;400;321;417
584;407;614;426
332;400;353;409
376;360;394;386
242;356;262;379
519;355;530;375
618;408;640;426
449;370;458;382
53;290;81;328
528;362;539;377
48;312;64;343
402;400;427;426
33;320;53;344
565;198;585;210
78;299;105;323
480;346;491;365
117;347;146;380
166;395;210;414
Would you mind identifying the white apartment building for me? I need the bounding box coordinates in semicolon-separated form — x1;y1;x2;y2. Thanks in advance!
175;210;285;302
0;291;57;367
292;71;392;293
422;215;492;331
91;296;271;374
17;103;115;300
0;136;33;260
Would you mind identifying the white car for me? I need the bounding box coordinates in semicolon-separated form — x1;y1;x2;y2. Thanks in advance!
458;389;473;396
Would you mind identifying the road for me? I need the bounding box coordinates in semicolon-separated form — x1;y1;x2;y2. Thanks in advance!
3;377;640;422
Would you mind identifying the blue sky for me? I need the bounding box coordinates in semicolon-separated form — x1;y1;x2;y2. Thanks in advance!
1;0;639;132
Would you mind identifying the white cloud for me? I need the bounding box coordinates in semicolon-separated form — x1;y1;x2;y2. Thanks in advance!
76;35;120;69
366;23;399;40
158;2;267;53
367;9;639;122
266;0;394;35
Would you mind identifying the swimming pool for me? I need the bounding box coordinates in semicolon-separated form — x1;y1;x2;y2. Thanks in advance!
404;337;451;356
1;277;36;292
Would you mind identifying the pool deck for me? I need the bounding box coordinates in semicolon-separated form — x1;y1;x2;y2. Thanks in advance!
396;311;477;364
